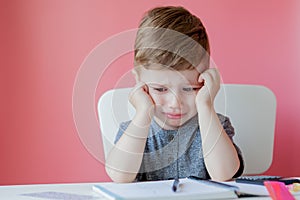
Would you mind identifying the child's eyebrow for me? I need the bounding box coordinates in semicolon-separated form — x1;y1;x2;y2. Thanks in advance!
147;83;168;87
183;84;201;87
184;82;202;86
181;85;202;89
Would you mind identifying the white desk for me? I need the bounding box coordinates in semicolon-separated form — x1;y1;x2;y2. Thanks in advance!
0;182;105;200
0;182;299;200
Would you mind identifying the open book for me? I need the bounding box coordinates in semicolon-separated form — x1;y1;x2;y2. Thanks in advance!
92;178;239;200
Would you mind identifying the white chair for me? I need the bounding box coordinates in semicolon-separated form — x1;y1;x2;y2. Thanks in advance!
98;84;276;175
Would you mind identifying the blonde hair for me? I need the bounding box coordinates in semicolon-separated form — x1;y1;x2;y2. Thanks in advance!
134;6;210;71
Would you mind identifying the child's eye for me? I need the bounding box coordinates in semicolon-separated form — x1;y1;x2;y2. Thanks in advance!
153;87;168;92
183;87;200;92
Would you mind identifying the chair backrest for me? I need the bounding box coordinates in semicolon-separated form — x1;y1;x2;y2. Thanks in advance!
98;84;276;175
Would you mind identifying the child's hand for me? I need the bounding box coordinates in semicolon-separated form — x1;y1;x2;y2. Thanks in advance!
195;68;221;108
129;82;155;115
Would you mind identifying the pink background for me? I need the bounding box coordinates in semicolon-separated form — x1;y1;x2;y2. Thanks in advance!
1;0;300;185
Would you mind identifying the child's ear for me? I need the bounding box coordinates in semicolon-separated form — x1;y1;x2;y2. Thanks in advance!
131;69;140;83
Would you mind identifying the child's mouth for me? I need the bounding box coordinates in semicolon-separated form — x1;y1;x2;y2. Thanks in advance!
164;113;184;119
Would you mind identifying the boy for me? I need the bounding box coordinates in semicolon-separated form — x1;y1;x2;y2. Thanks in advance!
105;6;243;183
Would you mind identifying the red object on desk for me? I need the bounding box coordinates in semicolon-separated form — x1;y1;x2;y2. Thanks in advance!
264;181;295;200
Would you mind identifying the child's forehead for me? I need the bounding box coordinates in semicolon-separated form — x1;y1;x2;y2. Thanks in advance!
139;68;200;84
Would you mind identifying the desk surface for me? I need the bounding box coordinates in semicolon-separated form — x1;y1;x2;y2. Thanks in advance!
0;182;299;200
0;182;104;200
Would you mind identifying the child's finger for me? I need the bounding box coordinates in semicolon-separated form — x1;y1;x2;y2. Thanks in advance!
199;71;212;87
199;68;220;86
198;74;204;83
130;82;145;98
141;83;149;93
132;82;146;92
209;68;220;84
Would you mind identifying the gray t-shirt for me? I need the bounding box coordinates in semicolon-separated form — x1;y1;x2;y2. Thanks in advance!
115;114;244;181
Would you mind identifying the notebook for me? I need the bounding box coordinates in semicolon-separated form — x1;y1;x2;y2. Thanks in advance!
92;178;239;200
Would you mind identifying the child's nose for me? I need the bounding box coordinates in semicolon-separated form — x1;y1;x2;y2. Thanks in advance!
167;91;182;108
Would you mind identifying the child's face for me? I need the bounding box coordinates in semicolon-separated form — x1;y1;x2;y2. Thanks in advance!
137;68;203;130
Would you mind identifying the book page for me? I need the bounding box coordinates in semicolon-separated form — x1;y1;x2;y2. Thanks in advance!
93;178;236;199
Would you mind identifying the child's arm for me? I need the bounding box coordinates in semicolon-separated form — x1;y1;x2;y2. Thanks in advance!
105;83;154;183
196;68;240;181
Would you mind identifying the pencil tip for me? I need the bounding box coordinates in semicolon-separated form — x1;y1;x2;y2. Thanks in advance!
172;185;177;192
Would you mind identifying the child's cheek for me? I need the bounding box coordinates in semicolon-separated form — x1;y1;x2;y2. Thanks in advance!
149;93;164;106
